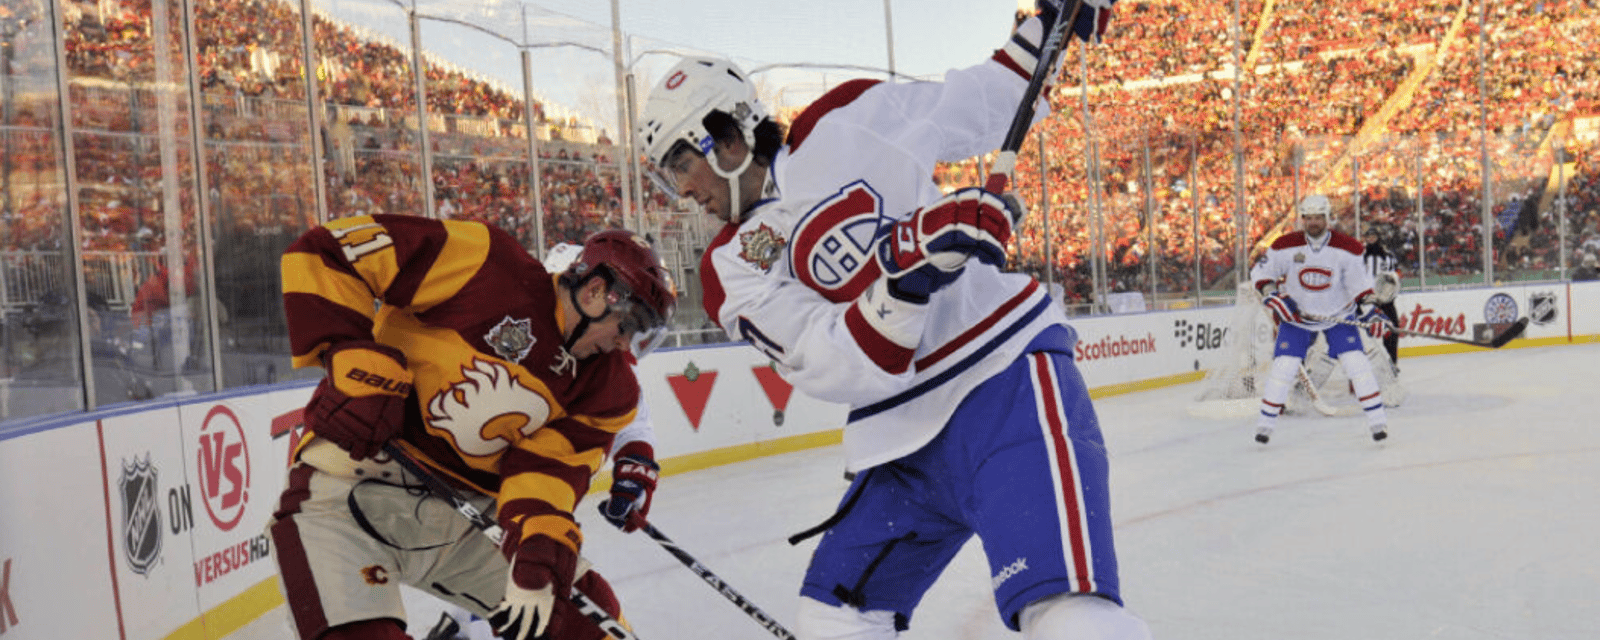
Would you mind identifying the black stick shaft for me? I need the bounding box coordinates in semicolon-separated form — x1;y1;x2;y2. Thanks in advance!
380;443;641;640
987;0;1086;194
639;522;797;640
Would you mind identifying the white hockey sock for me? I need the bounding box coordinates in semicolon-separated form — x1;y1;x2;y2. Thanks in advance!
1257;355;1299;427
1338;350;1387;426
795;597;897;640
1020;594;1151;640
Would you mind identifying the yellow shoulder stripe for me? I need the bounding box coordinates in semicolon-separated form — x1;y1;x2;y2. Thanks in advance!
281;252;379;318
410;220;491;311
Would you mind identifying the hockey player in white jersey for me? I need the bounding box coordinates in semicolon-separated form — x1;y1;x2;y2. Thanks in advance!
635;2;1148;638
1250;194;1394;444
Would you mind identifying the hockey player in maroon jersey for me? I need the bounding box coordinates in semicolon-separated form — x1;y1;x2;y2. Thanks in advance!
268;219;674;640
1250;194;1393;444
634;1;1149;638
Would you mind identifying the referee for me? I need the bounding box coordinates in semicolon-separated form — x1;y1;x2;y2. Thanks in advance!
1361;226;1401;372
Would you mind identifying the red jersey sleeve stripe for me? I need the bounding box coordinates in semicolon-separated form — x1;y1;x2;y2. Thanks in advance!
844;302;914;375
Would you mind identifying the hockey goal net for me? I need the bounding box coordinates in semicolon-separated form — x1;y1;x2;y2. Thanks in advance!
1190;283;1405;418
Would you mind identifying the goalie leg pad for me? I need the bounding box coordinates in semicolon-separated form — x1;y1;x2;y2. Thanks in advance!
1020;593;1152;640
1336;350;1387;426
796;596;898;640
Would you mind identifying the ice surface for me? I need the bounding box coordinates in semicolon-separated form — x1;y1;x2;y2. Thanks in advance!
229;343;1600;639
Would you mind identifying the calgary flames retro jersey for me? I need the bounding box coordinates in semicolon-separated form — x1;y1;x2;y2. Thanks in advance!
282;214;638;558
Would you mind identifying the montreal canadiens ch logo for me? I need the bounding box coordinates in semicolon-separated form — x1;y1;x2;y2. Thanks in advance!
793;181;883;302
1297;267;1334;291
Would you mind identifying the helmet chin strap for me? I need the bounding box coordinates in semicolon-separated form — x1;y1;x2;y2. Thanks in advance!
563;276;612;354
707;133;757;223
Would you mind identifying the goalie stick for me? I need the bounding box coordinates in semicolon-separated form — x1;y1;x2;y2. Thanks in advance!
986;0;1086;197
1310;314;1528;349
1296;364;1340;416
631;521;798;640
378;443;642;640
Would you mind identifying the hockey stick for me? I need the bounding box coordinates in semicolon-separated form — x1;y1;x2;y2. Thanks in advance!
379;443;642;640
985;0;1086;196
631;521;797;639
1295;364;1340;416
1310;314;1528;349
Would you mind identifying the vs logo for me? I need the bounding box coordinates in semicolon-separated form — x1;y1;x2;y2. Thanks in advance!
198;405;250;532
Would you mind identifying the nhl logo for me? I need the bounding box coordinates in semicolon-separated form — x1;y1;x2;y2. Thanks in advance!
118;454;163;575
1529;292;1557;325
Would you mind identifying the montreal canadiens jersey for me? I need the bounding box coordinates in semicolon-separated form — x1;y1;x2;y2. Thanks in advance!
1250;230;1375;330
282;214;638;557
701;59;1069;472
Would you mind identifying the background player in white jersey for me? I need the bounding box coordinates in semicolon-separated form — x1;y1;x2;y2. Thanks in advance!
1250;195;1393;444
635;2;1148;638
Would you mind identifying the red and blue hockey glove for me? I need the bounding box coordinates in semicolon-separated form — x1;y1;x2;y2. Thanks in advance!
1068;0;1117;43
598;441;659;533
876;188;1016;303
306;340;413;460
1356;304;1394;339
998;0;1118;81
490;535;578;640
1261;291;1301;325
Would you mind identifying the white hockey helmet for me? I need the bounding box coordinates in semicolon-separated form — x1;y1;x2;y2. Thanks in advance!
543;241;584;273
636;56;768;171
1297;194;1332;219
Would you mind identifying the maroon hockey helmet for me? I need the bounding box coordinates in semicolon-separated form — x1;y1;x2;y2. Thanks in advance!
562;229;677;353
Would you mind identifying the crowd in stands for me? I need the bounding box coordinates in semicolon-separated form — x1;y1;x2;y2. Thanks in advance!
1;0;1597;317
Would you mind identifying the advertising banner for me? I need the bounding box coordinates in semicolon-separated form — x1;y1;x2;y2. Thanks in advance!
0;423;122;640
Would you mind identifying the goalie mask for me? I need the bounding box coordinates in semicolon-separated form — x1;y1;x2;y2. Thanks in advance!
636;56;768;222
558;230;678;358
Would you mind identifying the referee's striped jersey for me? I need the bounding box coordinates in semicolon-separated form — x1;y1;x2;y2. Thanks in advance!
1362;241;1398;279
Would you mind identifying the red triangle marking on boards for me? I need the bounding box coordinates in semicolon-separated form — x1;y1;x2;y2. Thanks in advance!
666;371;718;431
751;366;794;413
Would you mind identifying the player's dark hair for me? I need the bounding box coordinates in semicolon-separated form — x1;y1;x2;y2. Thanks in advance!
704;110;785;166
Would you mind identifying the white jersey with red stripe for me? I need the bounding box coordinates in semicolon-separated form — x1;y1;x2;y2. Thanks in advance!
1250;230;1375;330
699;59;1069;472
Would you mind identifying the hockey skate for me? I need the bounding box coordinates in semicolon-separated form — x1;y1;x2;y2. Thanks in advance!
1370;423;1388;442
1254;425;1272;444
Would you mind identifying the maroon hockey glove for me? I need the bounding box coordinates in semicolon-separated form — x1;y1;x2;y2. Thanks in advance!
490;535;578;640
598;441;659;533
306;340;413;460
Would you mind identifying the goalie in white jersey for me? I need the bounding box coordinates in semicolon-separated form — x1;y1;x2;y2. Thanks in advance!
1249;194;1395;443
635;2;1149;639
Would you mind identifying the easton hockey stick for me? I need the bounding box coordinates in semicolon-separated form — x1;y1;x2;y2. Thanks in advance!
986;0;1087;196
1310;314;1528;349
626;521;797;640
379;443;642;640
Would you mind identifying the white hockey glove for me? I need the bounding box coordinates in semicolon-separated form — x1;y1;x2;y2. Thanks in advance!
875;187;1016;303
1373;270;1400;304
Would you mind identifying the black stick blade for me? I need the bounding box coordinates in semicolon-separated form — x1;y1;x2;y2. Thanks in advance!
1490;317;1529;348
